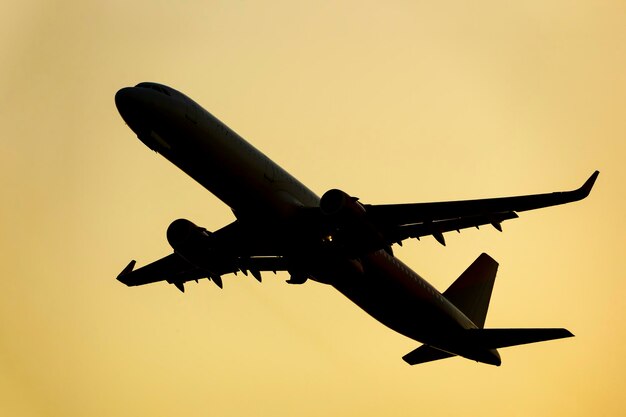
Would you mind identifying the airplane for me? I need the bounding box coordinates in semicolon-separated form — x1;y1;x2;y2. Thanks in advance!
114;82;598;366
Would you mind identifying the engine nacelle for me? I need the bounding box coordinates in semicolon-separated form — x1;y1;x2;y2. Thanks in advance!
319;189;391;256
320;189;367;219
166;218;225;273
167;218;212;252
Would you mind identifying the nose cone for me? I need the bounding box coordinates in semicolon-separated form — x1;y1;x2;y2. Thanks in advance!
115;87;139;124
114;87;133;114
115;87;151;136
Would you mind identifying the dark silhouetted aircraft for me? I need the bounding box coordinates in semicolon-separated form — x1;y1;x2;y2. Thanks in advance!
115;82;598;366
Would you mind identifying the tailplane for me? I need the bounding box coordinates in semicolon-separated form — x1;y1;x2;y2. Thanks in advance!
466;328;574;349
443;253;498;328
402;254;574;366
403;329;573;366
402;344;455;365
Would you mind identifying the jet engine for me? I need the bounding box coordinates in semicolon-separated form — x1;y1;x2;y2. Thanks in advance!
166;218;226;274
319;189;391;256
320;188;368;218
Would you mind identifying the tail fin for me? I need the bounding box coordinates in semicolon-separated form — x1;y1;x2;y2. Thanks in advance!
443;253;498;328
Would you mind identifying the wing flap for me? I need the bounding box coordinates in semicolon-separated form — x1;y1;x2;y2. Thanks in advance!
389;211;518;244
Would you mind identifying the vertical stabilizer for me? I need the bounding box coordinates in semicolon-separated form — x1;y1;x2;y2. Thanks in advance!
443;253;498;328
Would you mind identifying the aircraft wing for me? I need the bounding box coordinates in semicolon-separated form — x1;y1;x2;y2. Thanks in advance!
117;254;204;287
117;254;290;292
366;171;599;245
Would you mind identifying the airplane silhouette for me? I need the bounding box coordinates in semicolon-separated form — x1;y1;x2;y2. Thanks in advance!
115;82;598;365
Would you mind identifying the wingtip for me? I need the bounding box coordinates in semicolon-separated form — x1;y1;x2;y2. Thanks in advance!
581;170;599;195
571;170;599;200
117;260;136;285
550;328;575;340
478;252;497;264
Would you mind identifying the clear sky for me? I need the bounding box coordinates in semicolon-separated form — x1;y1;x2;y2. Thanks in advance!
1;1;624;416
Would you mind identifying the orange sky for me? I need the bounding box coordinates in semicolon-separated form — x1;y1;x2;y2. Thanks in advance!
1;1;625;416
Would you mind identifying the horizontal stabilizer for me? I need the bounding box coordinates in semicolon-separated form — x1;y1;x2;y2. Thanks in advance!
467;328;574;349
402;344;455;365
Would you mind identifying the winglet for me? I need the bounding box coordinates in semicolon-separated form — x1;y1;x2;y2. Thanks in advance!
577;170;599;199
117;260;136;286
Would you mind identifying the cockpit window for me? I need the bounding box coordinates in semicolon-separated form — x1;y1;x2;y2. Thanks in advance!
136;82;171;96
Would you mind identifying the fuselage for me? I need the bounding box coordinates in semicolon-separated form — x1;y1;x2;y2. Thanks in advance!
115;82;500;364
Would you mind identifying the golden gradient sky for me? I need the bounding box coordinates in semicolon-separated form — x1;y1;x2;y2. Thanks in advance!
1;1;625;416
